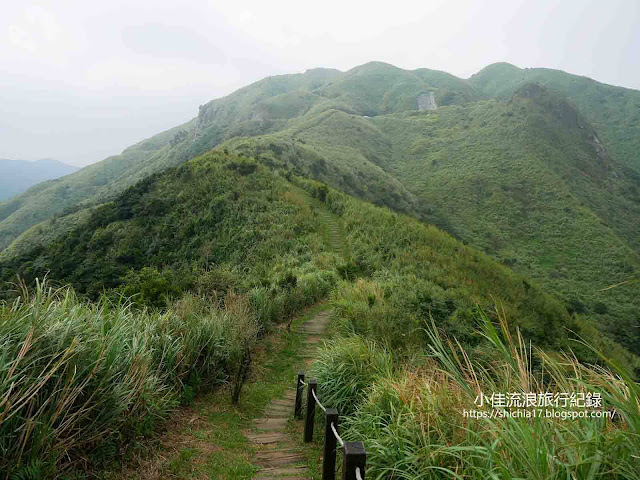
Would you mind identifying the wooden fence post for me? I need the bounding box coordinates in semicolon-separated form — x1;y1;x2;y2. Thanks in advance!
342;441;366;480
295;372;305;419
323;408;339;480
304;378;317;442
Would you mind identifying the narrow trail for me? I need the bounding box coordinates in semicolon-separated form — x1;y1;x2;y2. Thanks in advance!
243;190;347;478
291;185;348;258
113;190;346;480
248;310;330;479
315;207;347;257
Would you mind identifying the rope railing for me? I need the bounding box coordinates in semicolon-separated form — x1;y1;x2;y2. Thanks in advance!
312;388;327;412
295;372;366;480
330;421;344;448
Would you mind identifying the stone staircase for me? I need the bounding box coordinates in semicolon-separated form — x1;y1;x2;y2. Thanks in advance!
248;310;330;479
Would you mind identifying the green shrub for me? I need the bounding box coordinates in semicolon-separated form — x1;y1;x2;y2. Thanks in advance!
310;336;393;416
342;312;640;478
0;281;255;476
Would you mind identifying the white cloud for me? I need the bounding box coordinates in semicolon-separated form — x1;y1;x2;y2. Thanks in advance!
7;24;37;53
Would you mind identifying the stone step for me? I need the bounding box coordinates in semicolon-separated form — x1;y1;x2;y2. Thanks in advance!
255;465;307;479
246;432;290;444
255;418;288;430
255;451;306;468
264;404;292;414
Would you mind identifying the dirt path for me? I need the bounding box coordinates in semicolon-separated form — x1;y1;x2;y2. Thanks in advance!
248;310;330;479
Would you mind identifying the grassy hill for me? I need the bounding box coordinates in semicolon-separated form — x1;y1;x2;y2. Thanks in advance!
470;62;640;173
220;85;640;353
2;61;639;357
1;151;638;477
0;150;631;363
368;84;640;352
0;63;475;252
0;69;339;252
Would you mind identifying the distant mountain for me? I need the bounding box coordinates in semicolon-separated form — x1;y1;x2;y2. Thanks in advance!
0;158;77;201
469;62;640;173
1;61;639;356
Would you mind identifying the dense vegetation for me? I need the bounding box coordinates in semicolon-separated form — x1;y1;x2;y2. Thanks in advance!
2;61;640;477
312;310;640;478
3;149;635;476
0;152;342;307
470;62;640;173
369;84;640;353
1;283;253;477
0;152;341;477
222;82;640;354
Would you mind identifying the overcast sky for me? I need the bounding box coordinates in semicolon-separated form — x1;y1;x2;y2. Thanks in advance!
1;0;639;167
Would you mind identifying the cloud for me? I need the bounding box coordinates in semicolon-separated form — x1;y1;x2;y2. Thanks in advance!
6;5;64;54
7;24;37;53
121;23;225;63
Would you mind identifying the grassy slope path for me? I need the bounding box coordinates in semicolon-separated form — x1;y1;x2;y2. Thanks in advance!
248;196;342;478
110;196;344;479
111;305;331;480
292;185;348;257
248;311;330;479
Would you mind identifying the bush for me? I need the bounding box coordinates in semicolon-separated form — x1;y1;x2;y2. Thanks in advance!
331;278;421;352
0;281;253;476
341;311;640;478
123;267;182;307
310;336;393;416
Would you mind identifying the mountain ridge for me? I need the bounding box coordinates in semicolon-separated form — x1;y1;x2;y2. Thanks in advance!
1;61;639;355
0;158;78;201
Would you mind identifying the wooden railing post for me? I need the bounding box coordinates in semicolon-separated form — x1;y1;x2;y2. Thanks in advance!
323;408;339;480
295;372;305;419
304;378;317;442
342;441;366;480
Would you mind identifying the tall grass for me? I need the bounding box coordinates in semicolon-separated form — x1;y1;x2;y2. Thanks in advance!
310;336;394;416
0;280;253;478
316;309;640;478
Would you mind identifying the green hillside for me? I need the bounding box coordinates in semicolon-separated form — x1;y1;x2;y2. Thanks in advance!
368;84;640;352
2;61;639;357
220;86;640;353
0;150;631;363
470;62;640;173
0;69;338;252
0;63;474;252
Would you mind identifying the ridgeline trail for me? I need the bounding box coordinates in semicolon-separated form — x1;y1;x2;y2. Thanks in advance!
111;196;343;480
248;194;341;478
293;185;348;258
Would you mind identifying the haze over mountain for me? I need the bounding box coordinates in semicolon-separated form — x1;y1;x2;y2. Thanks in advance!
0;158;77;201
1;61;639;358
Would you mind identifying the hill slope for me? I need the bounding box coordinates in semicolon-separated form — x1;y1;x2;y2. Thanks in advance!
2;62;639;356
2;150;629;365
0;63;473;251
219;83;640;353
368;84;640;352
470;62;640;173
0;158;77;201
